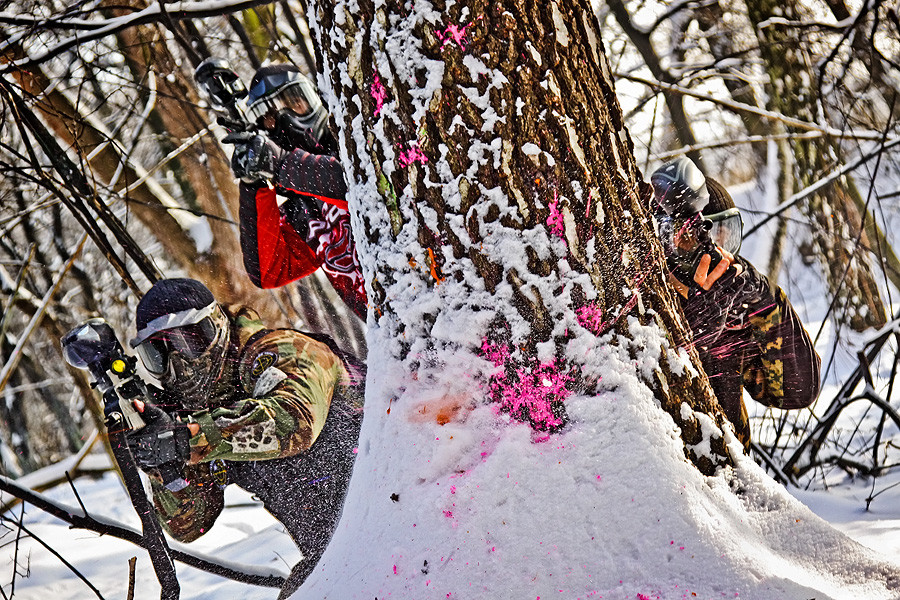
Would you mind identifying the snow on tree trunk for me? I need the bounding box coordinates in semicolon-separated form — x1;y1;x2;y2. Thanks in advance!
313;0;729;472
289;1;900;597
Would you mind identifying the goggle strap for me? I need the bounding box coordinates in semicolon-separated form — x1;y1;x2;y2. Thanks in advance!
131;301;217;347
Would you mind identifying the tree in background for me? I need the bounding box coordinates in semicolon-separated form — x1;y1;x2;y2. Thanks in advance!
605;0;900;333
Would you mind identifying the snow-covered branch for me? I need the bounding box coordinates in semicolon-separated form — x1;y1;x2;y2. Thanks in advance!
0;473;287;588
0;0;277;73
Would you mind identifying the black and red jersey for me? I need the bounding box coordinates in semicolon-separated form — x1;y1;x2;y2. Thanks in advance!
238;147;367;320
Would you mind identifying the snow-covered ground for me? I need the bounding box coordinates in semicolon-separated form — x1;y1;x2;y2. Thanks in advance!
3;381;897;600
0;470;299;599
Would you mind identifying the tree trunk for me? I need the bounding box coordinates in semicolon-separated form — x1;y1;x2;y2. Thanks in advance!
312;0;729;471
744;0;887;331
282;1;900;595
298;0;740;591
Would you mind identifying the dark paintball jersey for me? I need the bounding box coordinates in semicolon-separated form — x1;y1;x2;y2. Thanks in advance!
238;147;368;320
147;307;365;589
679;257;821;448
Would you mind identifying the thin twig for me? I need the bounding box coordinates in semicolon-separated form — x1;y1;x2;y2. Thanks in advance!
65;472;88;516
0;475;286;588
9;504;23;597
127;557;137;600
1;514;106;599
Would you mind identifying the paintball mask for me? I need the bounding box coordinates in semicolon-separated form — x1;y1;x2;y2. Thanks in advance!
246;66;329;143
131;301;231;410
655;208;743;258
651;157;743;257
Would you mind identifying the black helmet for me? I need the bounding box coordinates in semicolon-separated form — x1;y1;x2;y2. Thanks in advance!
246;64;329;143
131;278;231;410
650;156;709;218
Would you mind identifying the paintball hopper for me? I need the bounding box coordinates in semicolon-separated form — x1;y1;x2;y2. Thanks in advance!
194;57;248;121
62;317;121;370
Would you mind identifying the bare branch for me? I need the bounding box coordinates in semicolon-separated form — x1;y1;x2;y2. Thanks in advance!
1;513;106;599
0;1;278;72
0;474;287;588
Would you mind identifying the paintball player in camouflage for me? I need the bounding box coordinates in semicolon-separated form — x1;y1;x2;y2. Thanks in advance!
124;278;365;598
650;157;821;450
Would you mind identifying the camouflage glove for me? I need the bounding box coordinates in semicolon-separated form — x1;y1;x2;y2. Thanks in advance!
224;132;286;183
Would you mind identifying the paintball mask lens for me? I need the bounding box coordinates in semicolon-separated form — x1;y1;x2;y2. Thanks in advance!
131;301;220;376
655;213;704;257
706;208;743;255
135;317;220;376
135;337;168;375
246;72;313;124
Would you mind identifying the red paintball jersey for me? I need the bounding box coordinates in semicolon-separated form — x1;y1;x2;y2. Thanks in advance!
238;147;367;320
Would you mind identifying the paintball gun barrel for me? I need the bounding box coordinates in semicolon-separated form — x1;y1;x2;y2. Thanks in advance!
62;318;186;489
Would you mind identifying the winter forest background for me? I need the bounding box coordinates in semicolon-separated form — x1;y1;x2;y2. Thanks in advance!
2;0;900;598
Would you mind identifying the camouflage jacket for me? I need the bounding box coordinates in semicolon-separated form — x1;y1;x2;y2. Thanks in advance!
679;257;821;448
147;306;364;552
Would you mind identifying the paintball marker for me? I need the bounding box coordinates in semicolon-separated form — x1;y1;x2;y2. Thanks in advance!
62;318;182;599
650;157;743;289
194;57;283;182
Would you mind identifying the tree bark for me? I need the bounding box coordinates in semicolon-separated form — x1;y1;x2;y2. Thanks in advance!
312;0;731;475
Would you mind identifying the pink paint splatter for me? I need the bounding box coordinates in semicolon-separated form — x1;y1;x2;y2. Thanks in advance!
576;303;605;334
480;337;571;431
398;143;428;168
371;72;387;116
436;19;478;50
547;192;565;239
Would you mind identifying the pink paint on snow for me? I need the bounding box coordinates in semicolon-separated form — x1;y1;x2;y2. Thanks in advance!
398;144;429;168
576;303;605;334
371;72;387;116
480;338;570;430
